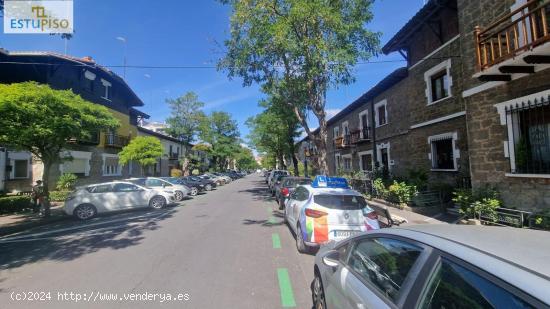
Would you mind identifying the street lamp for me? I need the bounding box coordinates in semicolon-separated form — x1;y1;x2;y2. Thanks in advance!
116;36;127;79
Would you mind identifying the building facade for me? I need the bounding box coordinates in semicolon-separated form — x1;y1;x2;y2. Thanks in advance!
0;50;148;191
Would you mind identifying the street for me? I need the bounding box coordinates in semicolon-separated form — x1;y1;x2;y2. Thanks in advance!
0;175;316;308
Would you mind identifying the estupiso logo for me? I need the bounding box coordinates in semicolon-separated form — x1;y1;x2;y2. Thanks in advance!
4;0;73;34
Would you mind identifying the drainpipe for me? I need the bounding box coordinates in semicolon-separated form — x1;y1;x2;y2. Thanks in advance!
370;99;378;165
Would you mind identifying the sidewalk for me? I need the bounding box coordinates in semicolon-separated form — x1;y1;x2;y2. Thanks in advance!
368;198;459;226
0;204;69;236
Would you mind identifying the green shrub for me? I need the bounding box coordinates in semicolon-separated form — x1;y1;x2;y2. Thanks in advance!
170;169;183;177
406;168;428;191
56;173;78;191
531;210;550;230
453;187;502;220
388;181;417;205
49;191;71;202
0;196;32;214
373;178;388;199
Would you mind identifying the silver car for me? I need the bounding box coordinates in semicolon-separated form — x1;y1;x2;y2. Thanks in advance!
64;181;175;220
127;177;190;201
313;224;550;309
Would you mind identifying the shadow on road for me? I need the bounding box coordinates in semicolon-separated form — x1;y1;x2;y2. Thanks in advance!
0;208;176;270
238;187;276;203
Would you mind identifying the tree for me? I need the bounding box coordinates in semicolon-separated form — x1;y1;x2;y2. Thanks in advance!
199;111;241;171
119;136;163;176
235;146;259;171
219;0;380;174
0;82;119;198
165;92;206;174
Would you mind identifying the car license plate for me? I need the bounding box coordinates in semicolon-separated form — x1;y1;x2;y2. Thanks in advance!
334;230;358;238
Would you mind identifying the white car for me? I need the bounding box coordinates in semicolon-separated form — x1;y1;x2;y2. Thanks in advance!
267;170;290;188
284;176;380;253
64;181;175;220
201;174;225;186
127;177;190;201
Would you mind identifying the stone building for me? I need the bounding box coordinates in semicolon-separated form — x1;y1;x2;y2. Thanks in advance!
458;0;550;210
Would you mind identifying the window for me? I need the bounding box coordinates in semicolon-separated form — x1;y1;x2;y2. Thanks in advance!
359;110;369;139
348;238;423;302
342;121;349;136
377;143;390;170
83;70;96;92
13;159;28;178
342;155;352;171
420;258;534;309
294;187;309;201
60;151;92;177
314;194;367;210
101;79;112;100
429;133;458;171
425;59;452;105
88;184;112;193
102;154;121;176
113;183;140;192
359;152;373;171
375;100;388;127
333;126;340;139
335;153;341;170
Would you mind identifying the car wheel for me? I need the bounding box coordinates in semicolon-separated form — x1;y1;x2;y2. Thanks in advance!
74;204;97;220
313;271;327;309
190;187;198;196
205;184;213;191
296;224;309;253
174;190;184;201
149;196;166;209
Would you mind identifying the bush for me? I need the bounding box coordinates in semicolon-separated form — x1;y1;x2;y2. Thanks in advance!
453;187;502;220
49;191;71;202
0;196;32;214
406;168;428;191
531;210;550;230
388;181;417;205
373;178;388;199
57;173;78;191
170;169;183;177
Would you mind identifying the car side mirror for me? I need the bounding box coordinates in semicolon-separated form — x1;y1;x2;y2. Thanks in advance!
162;183;166;188
322;250;340;268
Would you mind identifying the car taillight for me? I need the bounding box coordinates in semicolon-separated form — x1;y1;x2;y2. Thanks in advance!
305;209;327;218
366;211;378;220
281;188;289;196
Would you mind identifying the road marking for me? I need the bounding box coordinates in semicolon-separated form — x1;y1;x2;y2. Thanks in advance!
268;216;277;224
277;268;296;307
267;206;273;214
272;233;281;249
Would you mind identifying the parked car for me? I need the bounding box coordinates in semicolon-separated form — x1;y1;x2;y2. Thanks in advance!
267;170;290;189
187;176;216;191
201;173;225;186
64;181;175;220
169;177;205;196
274;177;312;210
127;177;190;202
270;174;289;196
213;172;232;184
226;171;242;180
313;224;550;309
284;176;380;253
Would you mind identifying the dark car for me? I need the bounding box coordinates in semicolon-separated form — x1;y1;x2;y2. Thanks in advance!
226;171;242;180
270;174;289;196
274;177;312;209
172;177;206;196
187;176;217;191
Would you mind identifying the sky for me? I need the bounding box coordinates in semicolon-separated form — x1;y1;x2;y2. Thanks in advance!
0;0;426;146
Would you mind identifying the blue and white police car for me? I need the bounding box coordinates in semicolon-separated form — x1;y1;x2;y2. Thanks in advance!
284;176;380;253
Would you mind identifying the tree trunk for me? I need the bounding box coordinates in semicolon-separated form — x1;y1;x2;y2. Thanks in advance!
41;160;53;217
181;157;190;176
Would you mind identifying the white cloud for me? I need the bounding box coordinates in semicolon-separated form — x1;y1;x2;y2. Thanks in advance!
326;108;342;120
204;92;255;109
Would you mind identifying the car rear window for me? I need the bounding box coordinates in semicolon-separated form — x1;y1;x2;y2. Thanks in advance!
87;184;112;193
314;194;367;210
284;178;311;187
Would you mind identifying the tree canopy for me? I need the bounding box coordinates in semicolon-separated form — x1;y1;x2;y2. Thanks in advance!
119;136;164;175
0;82;119;191
235;146;259;171
199;111;241;171
219;0;380;173
165;92;206;144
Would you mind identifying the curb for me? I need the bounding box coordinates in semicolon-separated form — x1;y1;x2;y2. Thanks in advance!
0;215;70;237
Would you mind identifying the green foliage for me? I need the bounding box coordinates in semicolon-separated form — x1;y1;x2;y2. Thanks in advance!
388;181;418;205
406;168;429;191
235;146;260;170
119;136;163;172
453;187;502;220
170;169;183;177
56;173;78;191
165;92;206;144
199;111;241;170
373;178;388;199
532;210;550;230
0;82;119;190
49;191;71;202
0;196;32;214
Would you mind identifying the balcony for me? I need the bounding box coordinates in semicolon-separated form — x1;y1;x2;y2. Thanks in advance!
105;133;129;148
334;135;351;149
475;0;550;81
350;127;371;144
169;152;180;160
67;131;100;146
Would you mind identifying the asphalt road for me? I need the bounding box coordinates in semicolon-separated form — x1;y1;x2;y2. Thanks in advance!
0;175;316;308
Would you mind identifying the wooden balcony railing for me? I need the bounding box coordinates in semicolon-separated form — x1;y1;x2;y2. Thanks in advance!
476;0;550;71
105;133;129;148
350;127;371;144
334;135;351;149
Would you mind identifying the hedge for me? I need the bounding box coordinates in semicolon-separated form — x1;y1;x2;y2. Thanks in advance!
0;196;33;214
49;191;71;202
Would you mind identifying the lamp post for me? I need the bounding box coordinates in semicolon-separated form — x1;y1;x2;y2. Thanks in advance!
116;36;127;79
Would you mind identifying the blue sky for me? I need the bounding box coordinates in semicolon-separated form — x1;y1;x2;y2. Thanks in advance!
0;0;425;145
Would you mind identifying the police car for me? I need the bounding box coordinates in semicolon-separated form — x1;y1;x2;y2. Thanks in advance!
284;176;380;253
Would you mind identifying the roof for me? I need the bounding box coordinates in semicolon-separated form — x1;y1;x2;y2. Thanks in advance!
297;67;408;144
382;0;453;54
137;126;187;144
395;224;550;276
130;108;150;119
2;49;144;107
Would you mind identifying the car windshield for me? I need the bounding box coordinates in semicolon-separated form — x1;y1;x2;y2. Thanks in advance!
165;177;181;184
284;178;311;187
314;194;368;210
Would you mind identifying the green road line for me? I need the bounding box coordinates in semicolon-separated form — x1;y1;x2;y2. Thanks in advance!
267;206;273;214
268;216;277;224
272;233;281;249
277;268;296;307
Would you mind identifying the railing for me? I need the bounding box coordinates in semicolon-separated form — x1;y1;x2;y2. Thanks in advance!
333;135;351;149
475;0;550;71
67;131;100;145
169;152;180;160
350;127;371;144
105;133;129;148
